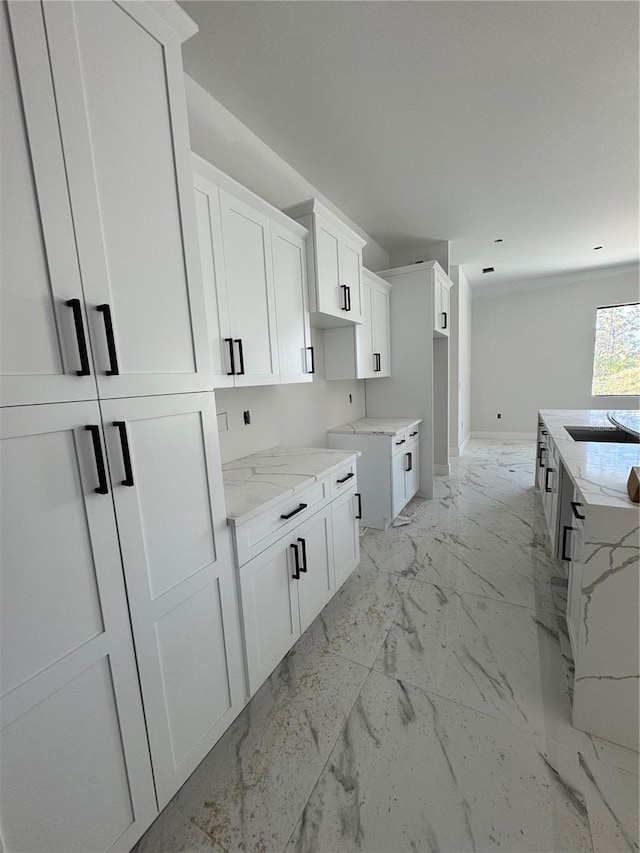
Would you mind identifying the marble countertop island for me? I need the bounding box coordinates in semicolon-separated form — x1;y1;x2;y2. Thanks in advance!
539;409;640;509
328;416;422;436
222;446;359;527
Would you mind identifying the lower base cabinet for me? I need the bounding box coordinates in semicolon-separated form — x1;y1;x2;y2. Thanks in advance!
332;486;361;588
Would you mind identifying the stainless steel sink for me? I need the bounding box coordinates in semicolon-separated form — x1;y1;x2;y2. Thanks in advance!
564;426;640;443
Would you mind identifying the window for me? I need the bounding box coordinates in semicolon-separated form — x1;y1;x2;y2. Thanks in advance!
591;302;640;396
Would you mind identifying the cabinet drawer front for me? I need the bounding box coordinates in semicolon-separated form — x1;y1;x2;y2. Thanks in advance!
329;460;358;499
234;479;330;566
391;430;410;455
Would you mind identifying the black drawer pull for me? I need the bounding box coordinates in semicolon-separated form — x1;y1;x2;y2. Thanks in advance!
113;421;134;486
539;447;546;468
290;543;301;580
340;284;349;311
235;339;245;375
307;346;315;374
406;451;413;472
337;471;355;484
280;502;307;520
571;501;585;521
442;311;448;330
541;430;548;436
97;304;119;375
225;338;235;375
544;467;555;493
297;537;308;573
561;525;574;562
65;299;91;376
85;425;108;495
355;492;362;520
374;352;381;372
346;285;352;311
410;430;418;437
395;439;406;446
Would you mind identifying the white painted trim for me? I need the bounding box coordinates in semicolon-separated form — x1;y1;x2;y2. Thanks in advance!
145;1;198;42
459;432;471;454
471;431;536;440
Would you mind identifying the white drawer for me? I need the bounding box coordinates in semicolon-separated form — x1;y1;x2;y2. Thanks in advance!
391;429;410;456
233;478;330;567
329;458;358;499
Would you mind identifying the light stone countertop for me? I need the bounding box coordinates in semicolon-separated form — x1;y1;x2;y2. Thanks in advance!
222;446;360;527
539;409;640;509
327;417;422;436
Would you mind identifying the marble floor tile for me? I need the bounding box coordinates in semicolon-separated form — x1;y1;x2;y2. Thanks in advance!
360;514;438;579
416;526;556;612
373;578;588;747
303;562;412;668
131;812;223;853
285;669;594;853
578;751;639;852
591;736;640;776
181;630;369;853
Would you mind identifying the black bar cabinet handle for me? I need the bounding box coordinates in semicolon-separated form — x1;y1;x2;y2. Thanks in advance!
307;346;315;374
337;471;355;484
374;353;381;372
539;447;546;468
85;425;109;495
537;441;544;461
561;525;574;562
395;438;406;446
297;537;308;573
280;502;308;521
442;311;448;329
541;430;548;436
96;304;119;375
340;285;349;311
346;286;352;311
225;338;235;375
571;501;586;521
410;430;418;437
235;339;245;375
355;492;362;520
65;299;91;376
406;451;413;472
290;543;301;580
544;467;555;493
113;421;134;486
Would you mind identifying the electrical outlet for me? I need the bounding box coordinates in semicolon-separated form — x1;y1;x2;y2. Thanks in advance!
497;413;502;419
243;410;251;425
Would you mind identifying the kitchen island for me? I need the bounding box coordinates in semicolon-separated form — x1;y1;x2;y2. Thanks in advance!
536;409;639;751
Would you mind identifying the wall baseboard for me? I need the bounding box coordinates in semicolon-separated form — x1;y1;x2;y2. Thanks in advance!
434;463;450;475
471;431;536;440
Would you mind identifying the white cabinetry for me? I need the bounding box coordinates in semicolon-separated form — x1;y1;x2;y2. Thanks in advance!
283;198;366;327
193;155;312;387
227;455;360;696
324;269;392;380
433;266;452;337
328;419;421;530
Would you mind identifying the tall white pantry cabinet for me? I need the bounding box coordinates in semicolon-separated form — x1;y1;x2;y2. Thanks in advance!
0;3;244;852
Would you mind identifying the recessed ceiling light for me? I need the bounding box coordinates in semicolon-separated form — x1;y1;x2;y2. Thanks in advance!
593;246;603;250
494;238;503;243
482;267;495;274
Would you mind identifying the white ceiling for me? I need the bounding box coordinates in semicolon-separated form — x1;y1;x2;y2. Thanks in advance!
180;1;639;288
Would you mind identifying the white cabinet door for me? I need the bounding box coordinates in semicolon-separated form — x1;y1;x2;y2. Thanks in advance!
315;217;343;317
372;280;391;377
0;402;157;853
340;235;364;324
240;536;301;696
405;441;420;502
392;450;408;519
193;177;234;387
296;507;335;633
100;392;244;809
441;280;451;335
355;275;375;378
332;488;360;589
219;190;280;386
272;222;313;384
1;4;97;407
433;275;443;335
42;1;211;399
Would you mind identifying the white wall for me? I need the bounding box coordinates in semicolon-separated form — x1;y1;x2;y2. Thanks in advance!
471;264;640;435
184;75;390;461
449;266;472;452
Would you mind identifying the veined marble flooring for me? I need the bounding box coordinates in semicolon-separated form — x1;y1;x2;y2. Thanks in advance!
132;441;639;853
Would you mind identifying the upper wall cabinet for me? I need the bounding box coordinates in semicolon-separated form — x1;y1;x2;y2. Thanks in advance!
283;199;366;328
1;1;212;406
193;154;312;387
433;264;452;337
324;269;392;380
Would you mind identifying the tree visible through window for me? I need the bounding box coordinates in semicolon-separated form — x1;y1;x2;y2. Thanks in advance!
591;302;640;396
